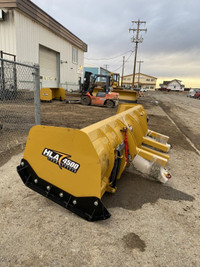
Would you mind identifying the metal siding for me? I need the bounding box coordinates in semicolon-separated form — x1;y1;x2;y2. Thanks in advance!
14;10;84;85
0;0;87;52
0;10;16;56
100;68;110;82
100;68;110;76
83;67;99;77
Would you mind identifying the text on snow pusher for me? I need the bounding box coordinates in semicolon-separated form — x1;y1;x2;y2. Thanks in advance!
17;103;172;221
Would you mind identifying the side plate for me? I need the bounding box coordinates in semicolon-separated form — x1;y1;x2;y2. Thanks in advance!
17;159;111;222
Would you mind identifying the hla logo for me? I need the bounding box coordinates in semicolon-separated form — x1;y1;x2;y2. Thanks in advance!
42;148;80;173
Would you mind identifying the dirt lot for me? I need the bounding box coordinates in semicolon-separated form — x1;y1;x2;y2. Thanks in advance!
0;91;200;267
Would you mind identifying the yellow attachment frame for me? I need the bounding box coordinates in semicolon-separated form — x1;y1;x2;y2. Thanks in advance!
40;87;66;102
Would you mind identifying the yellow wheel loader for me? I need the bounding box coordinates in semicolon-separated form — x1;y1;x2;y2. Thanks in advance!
17;103;171;221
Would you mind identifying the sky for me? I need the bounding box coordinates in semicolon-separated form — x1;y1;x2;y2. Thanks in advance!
32;0;200;88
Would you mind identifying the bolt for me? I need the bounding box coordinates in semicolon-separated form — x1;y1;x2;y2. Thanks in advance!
129;125;133;132
46;185;51;191
94;201;98;206
20;161;24;167
73;200;77;205
34;179;38;184
59;192;64;198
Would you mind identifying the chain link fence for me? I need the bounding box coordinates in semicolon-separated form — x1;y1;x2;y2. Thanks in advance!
0;57;40;165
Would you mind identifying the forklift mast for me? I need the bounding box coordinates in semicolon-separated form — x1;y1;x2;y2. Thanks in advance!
81;71;111;95
81;71;93;93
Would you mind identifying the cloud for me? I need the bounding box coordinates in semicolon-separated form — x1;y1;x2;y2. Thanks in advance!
32;0;200;86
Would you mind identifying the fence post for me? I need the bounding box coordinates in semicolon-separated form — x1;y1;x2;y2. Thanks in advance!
0;52;5;94
33;64;41;125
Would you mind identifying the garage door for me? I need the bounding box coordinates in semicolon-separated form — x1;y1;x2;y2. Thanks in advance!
39;46;59;88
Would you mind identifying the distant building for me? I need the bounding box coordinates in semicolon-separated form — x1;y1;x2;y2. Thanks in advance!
84;64;99;77
0;0;87;89
159;79;185;91
122;73;157;90
83;64;110;82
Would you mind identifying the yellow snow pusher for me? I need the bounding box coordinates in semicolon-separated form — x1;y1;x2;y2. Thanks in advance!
93;87;138;103
17;103;171;221
40;87;66;102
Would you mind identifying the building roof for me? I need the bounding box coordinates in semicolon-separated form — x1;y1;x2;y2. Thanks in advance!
162;79;182;85
162;81;171;85
0;0;87;52
100;67;110;73
84;65;111;73
123;73;157;79
84;63;99;68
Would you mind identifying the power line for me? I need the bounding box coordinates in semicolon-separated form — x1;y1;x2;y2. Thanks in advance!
111;51;134;72
84;50;133;61
111;50;134;72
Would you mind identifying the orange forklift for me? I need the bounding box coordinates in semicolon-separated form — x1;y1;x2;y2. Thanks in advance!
80;72;119;108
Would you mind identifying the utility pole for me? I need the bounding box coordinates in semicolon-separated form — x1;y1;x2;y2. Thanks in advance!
104;64;109;70
137;60;144;88
121;56;125;86
129;19;147;89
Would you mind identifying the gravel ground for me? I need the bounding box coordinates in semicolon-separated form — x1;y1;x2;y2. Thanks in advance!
0;91;200;267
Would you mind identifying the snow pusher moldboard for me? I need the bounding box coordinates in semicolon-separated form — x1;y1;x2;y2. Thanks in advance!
17;103;172;221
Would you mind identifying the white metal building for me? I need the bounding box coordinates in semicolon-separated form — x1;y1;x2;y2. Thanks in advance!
0;0;87;89
159;79;185;91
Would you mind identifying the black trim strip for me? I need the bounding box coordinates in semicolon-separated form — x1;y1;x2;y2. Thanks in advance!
119;99;137;103
17;159;110;221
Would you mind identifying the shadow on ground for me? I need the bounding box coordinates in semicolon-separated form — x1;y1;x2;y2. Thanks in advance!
103;171;194;211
